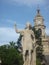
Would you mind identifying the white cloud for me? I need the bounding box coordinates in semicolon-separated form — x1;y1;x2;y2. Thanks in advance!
12;0;45;5
4;0;46;6
1;19;16;24
46;28;49;35
0;27;49;46
0;27;19;45
1;19;25;27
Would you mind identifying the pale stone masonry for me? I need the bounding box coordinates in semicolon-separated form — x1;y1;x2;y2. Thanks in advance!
14;22;36;65
34;9;49;65
15;9;49;65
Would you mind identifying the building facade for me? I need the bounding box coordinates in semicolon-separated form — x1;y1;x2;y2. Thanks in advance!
34;9;49;65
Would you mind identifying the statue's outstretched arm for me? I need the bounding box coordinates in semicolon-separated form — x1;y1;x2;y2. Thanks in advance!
14;23;24;34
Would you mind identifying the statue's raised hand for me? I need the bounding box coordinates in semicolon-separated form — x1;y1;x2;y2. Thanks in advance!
14;23;17;29
14;23;16;27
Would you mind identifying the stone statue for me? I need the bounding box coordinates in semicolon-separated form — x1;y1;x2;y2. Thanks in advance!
14;22;36;65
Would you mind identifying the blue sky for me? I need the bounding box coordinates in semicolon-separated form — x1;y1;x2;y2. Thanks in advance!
0;0;49;45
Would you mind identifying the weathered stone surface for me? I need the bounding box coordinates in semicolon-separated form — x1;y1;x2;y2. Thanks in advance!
15;9;49;65
34;9;49;65
14;22;36;65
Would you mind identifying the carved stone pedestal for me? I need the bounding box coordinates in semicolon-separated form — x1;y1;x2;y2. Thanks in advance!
23;49;36;65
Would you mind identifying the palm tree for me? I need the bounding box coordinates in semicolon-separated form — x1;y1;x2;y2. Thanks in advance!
9;41;16;48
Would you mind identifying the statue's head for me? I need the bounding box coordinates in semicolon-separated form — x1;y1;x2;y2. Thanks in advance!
26;22;32;29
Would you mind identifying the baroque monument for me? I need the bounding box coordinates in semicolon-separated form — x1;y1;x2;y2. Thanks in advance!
14;9;49;65
34;9;49;65
14;22;36;65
